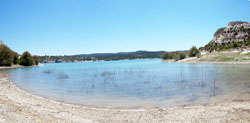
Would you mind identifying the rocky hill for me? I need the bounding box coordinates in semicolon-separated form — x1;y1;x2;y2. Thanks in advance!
201;21;250;52
0;40;3;45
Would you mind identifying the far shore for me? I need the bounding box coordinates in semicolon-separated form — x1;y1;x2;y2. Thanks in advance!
163;51;250;65
163;57;250;65
0;73;250;122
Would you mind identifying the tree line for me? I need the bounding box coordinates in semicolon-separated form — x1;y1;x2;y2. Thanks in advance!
0;43;200;65
40;51;165;63
162;46;200;61
0;44;39;66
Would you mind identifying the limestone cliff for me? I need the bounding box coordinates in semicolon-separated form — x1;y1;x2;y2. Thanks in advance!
212;21;250;44
201;21;250;52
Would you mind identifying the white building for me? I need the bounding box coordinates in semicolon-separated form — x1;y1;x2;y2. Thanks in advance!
0;40;3;45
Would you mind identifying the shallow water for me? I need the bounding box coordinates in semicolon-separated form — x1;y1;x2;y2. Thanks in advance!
1;59;250;109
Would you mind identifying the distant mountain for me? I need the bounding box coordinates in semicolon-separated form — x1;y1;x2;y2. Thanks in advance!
201;21;250;52
42;50;194;63
74;50;166;59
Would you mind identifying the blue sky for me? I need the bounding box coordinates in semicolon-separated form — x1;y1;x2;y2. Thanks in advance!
0;0;250;55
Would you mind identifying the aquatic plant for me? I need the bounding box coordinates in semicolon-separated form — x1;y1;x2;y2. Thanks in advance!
43;69;54;74
210;69;218;97
100;69;116;84
176;70;186;92
199;66;206;88
56;71;69;103
101;71;115;76
57;72;69;80
211;79;217;97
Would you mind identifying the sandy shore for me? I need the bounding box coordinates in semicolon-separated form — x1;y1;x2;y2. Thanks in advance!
0;65;25;70
177;57;250;65
163;57;250;65
0;74;250;122
0;64;43;70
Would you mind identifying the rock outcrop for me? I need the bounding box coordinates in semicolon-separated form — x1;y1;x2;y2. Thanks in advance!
211;21;250;44
201;21;250;52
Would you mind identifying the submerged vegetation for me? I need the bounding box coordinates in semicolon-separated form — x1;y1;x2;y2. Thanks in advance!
36;59;247;107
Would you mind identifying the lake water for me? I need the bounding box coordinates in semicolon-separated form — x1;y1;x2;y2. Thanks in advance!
1;59;250;109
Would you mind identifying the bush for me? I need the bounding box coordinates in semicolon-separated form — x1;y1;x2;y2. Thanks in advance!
162;52;169;60
179;52;187;60
168;53;174;59
0;44;14;66
32;55;40;65
162;51;187;61
172;52;179;60
188;46;200;57
13;52;19;64
19;51;34;66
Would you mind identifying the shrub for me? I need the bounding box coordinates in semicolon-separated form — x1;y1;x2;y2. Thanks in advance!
172;52;180;60
19;51;34;66
162;51;187;61
188;46;200;57
202;33;250;52
162;52;169;60
32;55;40;65
179;52;187;60
13;52;19;64
0;44;14;66
168;53;174;59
